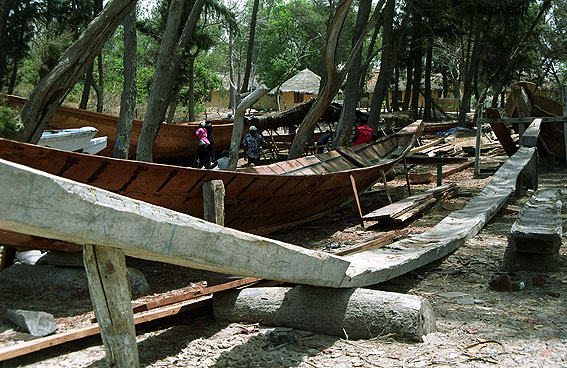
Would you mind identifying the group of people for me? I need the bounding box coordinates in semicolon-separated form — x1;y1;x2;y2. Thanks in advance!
193;114;373;170
193;122;265;169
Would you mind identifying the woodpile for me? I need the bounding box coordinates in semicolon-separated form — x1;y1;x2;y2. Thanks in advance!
363;184;458;223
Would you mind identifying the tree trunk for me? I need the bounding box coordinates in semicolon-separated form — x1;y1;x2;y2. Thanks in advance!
188;57;196;122
367;0;395;130
410;46;422;114
136;0;205;162
14;0;137;144
227;85;268;170
136;0;185;162
229;26;236;110
288;0;384;159
0;0;12;84
114;9;137;160
401;57;413;110
332;0;372;149
7;56;19;94
96;52;104;112
458;13;481;127
240;0;259;93
392;64;399;111
424;37;433;121
213;286;436;342
79;64;94;109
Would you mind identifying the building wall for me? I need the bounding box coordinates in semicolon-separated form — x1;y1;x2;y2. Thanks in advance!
205;90;230;108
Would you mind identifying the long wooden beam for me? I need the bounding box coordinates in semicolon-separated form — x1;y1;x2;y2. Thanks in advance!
0;159;351;288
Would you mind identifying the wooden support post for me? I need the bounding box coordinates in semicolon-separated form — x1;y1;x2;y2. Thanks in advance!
349;174;364;228
474;121;482;176
402;157;412;196
202;180;225;226
562;85;567;167
380;169;392;204
83;245;139;368
436;164;443;186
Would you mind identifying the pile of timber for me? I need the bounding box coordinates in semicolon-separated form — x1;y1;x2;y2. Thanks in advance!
363;184;458;223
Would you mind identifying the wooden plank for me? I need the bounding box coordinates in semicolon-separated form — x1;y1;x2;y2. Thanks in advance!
410;137;446;153
489;123;518;157
342;145;540;287
83;245;139;367
0;159;352;288
336;146;374;167
349;174;364;228
0;297;211;362
405;155;468;165
333;232;397;256
363;184;457;221
409;160;474;184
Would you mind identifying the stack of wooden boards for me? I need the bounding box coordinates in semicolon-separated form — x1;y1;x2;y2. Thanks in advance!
363;183;458;223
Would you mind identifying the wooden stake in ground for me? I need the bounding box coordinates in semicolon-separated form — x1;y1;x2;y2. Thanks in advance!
83;245;139;367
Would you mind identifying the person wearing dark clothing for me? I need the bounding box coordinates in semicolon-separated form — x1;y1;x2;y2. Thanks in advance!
204;120;215;162
242;126;265;166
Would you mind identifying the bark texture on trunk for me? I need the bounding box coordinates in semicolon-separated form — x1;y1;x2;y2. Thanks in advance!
367;0;395;130
14;0;137;144
241;0;259;93
114;9;137;160
136;0;185;162
213;286;436;341
288;0;384;159
332;0;371;149
227;85;268;170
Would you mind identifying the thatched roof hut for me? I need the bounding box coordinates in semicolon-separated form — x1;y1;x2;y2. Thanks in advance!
269;68;321;95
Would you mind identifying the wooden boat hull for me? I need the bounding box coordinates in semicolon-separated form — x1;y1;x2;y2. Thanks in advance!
1;94;234;165
0;122;422;236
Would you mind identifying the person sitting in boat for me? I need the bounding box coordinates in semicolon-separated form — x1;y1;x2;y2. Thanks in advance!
352;115;374;146
213;150;230;170
242;125;265;166
193;121;212;169
315;129;333;153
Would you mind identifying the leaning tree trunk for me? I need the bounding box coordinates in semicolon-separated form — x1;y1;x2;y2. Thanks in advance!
332;0;372;149
14;0;137;144
136;0;205;161
401;57;413;110
114;8;137;160
288;0;383;159
227;85;268;170
136;0;184;162
367;0;395;130
240;0;259;93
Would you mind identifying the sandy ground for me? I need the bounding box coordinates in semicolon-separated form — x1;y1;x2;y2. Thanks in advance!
1;132;566;368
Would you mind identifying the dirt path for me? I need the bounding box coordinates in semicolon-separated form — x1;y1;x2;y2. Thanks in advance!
1;154;566;368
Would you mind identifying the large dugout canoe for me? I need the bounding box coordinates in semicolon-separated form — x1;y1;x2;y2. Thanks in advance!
1;94;234;164
0;121;422;235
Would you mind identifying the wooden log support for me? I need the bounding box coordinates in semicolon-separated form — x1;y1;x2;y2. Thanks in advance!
436;164;443;186
380;169;392;204
348;174;364;228
516;119;541;194
509;189;563;254
212;286;436;342
403;157;412;196
202;180;225;226
83;245;139;368
519;118;542;147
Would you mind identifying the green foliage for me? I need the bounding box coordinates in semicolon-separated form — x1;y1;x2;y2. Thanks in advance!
0;104;20;138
